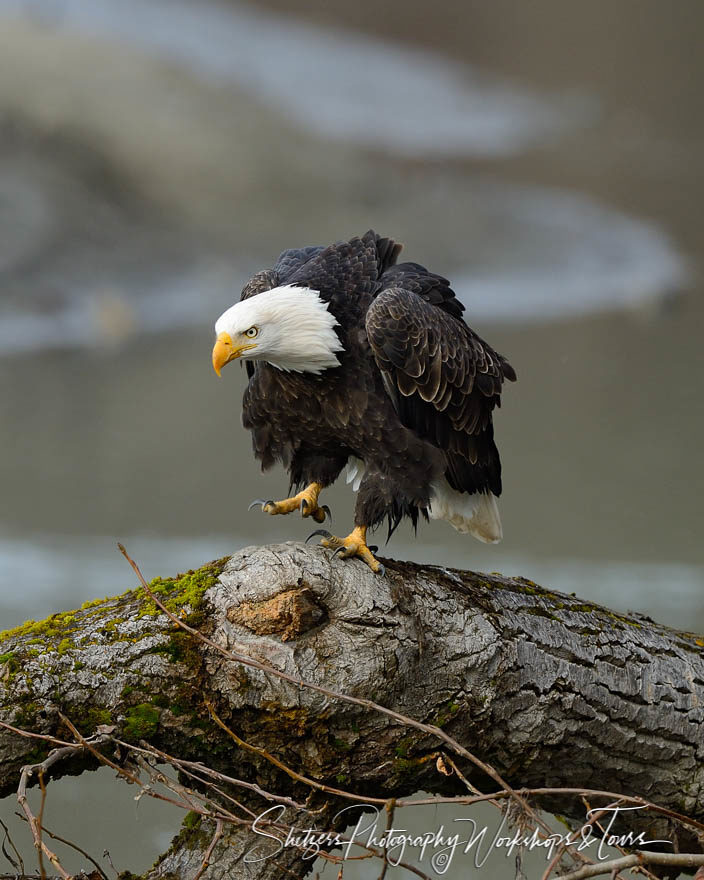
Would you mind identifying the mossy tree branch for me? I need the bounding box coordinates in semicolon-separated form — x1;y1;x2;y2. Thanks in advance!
1;542;703;879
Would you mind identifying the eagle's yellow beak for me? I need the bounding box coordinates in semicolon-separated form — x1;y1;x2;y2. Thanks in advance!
212;332;256;376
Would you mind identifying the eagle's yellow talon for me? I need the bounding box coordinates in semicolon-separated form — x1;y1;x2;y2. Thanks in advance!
249;482;328;521
318;526;384;574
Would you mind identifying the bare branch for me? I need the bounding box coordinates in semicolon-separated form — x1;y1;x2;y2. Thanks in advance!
193;819;224;880
0;817;24;874
17;747;81;880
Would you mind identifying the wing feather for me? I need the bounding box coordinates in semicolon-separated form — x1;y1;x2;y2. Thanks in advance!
366;281;516;496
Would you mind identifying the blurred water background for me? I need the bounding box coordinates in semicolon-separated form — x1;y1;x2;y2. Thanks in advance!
0;0;702;876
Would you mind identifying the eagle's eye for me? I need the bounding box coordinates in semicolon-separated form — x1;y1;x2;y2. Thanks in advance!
244;327;259;339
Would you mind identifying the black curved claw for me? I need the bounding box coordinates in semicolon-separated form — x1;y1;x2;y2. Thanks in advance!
306;529;332;543
367;545;378;553
248;498;270;512
376;563;386;577
321;505;332;523
300;498;309;513
332;546;347;559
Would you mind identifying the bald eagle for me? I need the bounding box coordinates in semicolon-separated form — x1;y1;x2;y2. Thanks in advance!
212;231;516;574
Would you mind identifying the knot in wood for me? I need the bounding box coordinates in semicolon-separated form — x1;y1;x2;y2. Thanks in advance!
226;586;326;642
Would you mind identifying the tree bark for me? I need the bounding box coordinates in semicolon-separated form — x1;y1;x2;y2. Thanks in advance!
1;542;703;878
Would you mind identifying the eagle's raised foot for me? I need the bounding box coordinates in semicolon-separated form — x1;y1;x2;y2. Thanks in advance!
301;498;332;524
248;482;329;523
306;525;385;575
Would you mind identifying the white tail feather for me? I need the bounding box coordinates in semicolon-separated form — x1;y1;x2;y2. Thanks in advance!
428;481;503;543
345;456;365;492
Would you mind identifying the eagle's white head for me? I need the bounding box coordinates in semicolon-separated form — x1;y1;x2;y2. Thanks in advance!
212;285;344;376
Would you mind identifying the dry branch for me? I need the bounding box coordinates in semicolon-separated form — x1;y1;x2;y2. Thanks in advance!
1;541;703;879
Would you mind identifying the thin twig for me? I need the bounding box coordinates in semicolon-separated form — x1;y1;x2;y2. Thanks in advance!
17;748;78;880
193;818;223;880
57;713;223;818
395;787;704;834
36;770;47;880
14;813;109;880
3;724;700;831
103;849;119;878
3;722;427;876
376;798;396;880
540;799;628;880
134;755;203;814
579;796;660;880
132;739;307;811
5;721;702;839
0;817;24;874
137;752;256;820
205;699;390;806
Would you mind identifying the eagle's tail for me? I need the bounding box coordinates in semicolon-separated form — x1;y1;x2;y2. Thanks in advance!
428;481;503;544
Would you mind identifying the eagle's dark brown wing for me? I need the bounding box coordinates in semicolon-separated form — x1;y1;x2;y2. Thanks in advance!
365;281;516;496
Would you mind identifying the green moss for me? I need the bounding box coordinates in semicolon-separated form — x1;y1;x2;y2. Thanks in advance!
0;558;229;659
183;811;201;831
14;701;40;728
69;707;113;736
135;558;229;622
564;601;643;628
394;737;412;757
521;606;560;622
81;597;109;610
1;619;50;642
336;772;351;785
123;703;161;741
0;651;19;681
25;745;50;765
511;578;545;596
167;811;211;853
433;699;462;728
120;682;195;726
169;701;189;718
0;609;83;648
148;633;191;664
393;756;422;777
